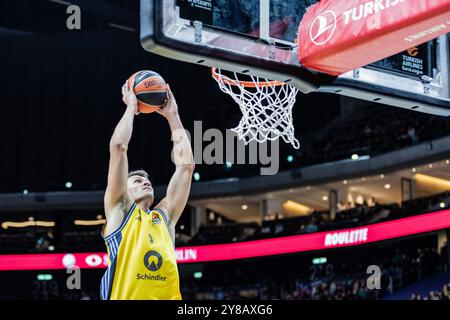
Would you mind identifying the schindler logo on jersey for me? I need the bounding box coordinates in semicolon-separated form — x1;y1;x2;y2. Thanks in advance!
324;228;369;247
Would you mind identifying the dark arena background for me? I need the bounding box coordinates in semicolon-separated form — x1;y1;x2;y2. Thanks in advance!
0;0;449;302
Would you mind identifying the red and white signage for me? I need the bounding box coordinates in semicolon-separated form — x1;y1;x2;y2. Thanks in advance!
298;0;450;75
0;252;109;271
0;209;449;270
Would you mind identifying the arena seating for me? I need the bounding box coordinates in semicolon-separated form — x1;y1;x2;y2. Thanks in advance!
181;244;448;300
187;191;450;246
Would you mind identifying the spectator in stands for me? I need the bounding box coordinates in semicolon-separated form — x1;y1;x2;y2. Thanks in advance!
304;216;318;233
439;241;448;269
442;284;449;300
415;248;425;280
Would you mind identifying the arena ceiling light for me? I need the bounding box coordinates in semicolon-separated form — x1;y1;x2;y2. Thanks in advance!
415;173;450;188
1;220;55;230
74;219;105;226
283;200;312;216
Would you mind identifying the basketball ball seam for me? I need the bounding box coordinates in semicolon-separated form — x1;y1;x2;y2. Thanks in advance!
136;90;167;95
138;101;163;108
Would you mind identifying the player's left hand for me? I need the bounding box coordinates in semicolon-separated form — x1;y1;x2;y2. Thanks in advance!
157;85;179;118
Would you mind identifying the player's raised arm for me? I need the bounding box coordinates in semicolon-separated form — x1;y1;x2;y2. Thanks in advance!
155;86;195;225
104;82;139;217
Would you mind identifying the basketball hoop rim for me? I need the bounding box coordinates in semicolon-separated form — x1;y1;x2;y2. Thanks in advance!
211;67;286;88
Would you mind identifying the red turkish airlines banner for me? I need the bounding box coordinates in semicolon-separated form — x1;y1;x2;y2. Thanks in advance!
298;0;450;76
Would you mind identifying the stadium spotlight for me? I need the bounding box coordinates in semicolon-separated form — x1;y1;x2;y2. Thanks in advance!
412;168;417;173
48;246;55;251
343;180;348;185
322;195;328;201
287;155;294;163
351;154;359;160
440;202;446;208
65;181;72;189
241;204;248;210
193;172;200;181
193;272;203;279
446;160;449;165
225;161;232;168
384;184;391;189
23;189;29;195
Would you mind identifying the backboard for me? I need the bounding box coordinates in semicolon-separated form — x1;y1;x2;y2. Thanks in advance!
140;0;450;116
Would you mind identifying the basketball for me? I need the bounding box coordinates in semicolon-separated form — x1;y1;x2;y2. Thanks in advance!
127;70;168;113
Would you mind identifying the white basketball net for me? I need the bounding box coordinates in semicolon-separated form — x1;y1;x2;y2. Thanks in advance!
212;68;300;149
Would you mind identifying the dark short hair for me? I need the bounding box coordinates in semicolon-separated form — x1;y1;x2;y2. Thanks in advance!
128;169;149;180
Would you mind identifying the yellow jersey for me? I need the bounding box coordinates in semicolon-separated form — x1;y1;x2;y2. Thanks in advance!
100;203;181;300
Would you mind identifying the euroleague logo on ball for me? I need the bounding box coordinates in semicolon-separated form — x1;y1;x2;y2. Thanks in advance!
144;80;164;89
309;10;337;46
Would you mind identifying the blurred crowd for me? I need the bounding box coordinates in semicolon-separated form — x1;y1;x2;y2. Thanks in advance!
410;283;450;300
182;244;448;300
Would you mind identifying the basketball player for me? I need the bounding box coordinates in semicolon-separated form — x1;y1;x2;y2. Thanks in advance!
100;80;195;300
